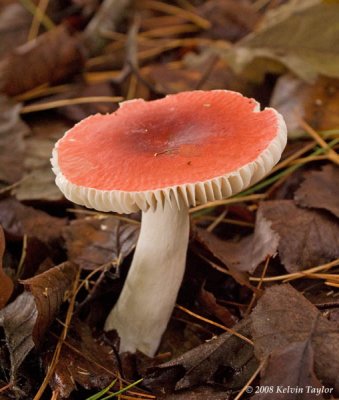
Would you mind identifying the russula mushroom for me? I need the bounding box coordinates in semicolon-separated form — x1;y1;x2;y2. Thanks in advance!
51;90;287;356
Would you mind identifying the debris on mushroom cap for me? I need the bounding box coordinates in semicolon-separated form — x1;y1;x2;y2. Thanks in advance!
51;90;287;213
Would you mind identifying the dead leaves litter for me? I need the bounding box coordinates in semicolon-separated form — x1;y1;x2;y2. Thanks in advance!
0;262;78;380
0;225;13;310
63;215;139;270
251;284;339;395
294;165;339;218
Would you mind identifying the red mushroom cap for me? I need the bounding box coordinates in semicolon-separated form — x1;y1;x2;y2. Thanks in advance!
52;90;287;213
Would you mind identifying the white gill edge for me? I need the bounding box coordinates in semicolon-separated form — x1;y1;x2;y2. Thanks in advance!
51;107;287;214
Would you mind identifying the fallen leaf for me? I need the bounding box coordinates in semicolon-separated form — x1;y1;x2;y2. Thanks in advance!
198;286;238;327
0;225;13;310
198;0;259;42
226;2;339;82
0;197;66;243
0;262;77;380
42;320;119;399
63;216;139;270
144;319;256;393
270;75;339;137
253;342;325;400
21;261;78;346
195;199;339;275
0;291;37;380
259;200;339;272
294;165;339;218
0;24;85;96
251;284;339;394
143;54;252;96
159;386;231;400
0;95;28;184
0;3;31;59
195;211;279;274
13;114;70;201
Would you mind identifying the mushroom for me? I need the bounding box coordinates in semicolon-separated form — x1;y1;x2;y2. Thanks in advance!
51;90;287;356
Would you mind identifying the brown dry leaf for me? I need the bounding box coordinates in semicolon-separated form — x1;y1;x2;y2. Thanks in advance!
259;200;339;272
0;262;77;380
43;320;119;398
13;115;70;201
63;216;139;270
226;2;339;82
270;75;339;136
21;261;78;346
0;197;66;243
0;291;37;380
0;3;31;59
253;342;325;400
198;0;259;42
294;165;339;218
198;287;238;327
251;284;339;394
196;199;339;275
195;214;279;274
0;25;85;96
160;386;231;400
144;319;256;393
0;96;28;184
142;48;252;96
0;225;13;310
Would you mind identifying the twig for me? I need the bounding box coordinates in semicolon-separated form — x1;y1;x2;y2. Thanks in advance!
249;259;339;283
245;257;270;315
141;24;199;38
139;0;210;29
33;268;81;400
206;209;228;232
14;84;73;102
27;0;50;41
270;140;316;173
0;383;12;394
193;215;254;228
190;194;265;213
300;119;339;165
234;358;267;400
16;234;28;279
20;96;123;113
240;138;339;197
176;304;254;346
19;0;54;30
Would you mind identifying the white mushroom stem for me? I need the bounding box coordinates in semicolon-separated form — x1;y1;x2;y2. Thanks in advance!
104;198;190;356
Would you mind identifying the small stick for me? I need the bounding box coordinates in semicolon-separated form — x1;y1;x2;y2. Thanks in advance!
190;194;265;213
176;304;254;346
33;269;81;400
300;119;339;165
249;259;339;283
20;96;123;114
233;358;267;400
245;257;270;315
139;0;210;29
27;0;50;41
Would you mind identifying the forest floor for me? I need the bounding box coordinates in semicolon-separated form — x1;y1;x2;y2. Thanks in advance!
0;0;339;399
